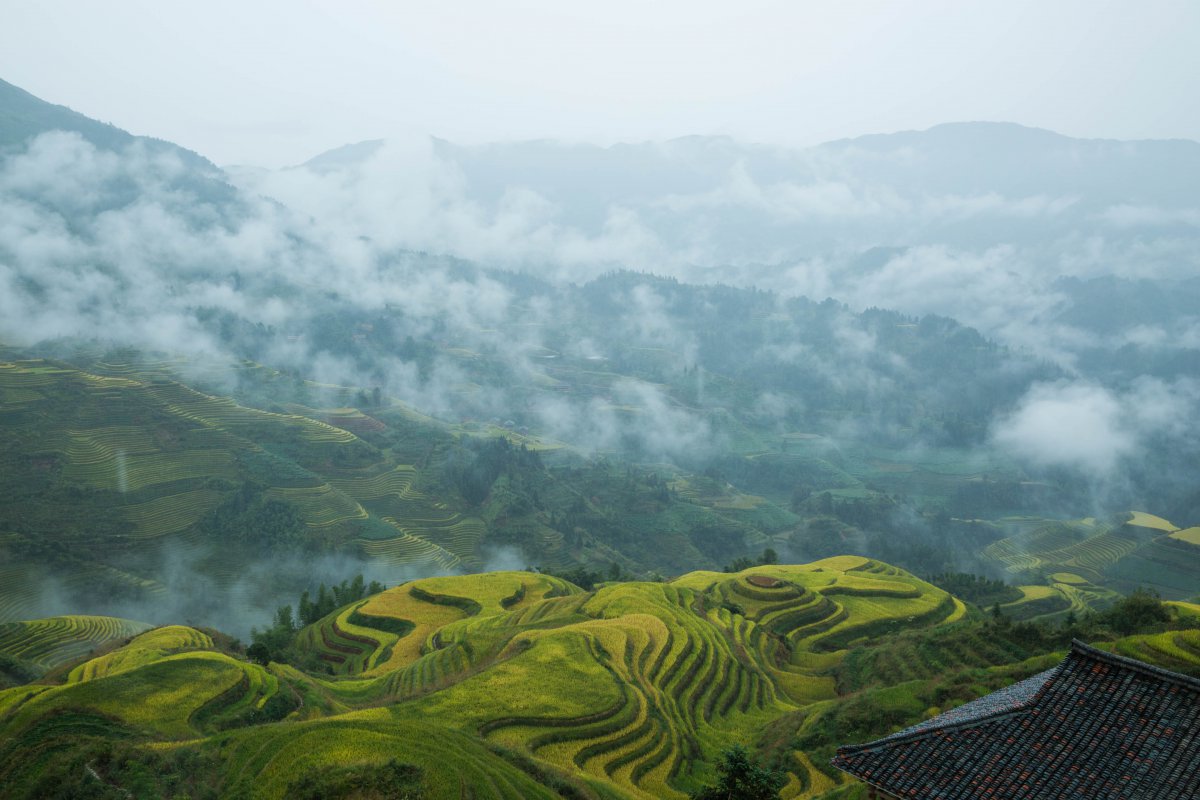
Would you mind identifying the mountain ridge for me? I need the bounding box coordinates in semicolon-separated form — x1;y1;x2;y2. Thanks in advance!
0;77;221;173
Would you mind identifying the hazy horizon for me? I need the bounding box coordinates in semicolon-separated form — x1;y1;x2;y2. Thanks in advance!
4;1;1199;167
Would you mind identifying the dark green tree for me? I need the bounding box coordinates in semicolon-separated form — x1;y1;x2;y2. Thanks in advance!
691;745;786;800
1100;588;1171;634
246;642;271;666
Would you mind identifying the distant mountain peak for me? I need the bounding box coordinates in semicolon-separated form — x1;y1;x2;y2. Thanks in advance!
296;138;386;172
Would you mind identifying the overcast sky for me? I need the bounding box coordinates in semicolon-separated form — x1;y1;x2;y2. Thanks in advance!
2;0;1198;167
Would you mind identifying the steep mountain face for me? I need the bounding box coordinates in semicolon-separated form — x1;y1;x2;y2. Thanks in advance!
0;78;220;173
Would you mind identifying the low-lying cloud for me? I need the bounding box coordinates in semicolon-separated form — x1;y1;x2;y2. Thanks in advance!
991;378;1197;479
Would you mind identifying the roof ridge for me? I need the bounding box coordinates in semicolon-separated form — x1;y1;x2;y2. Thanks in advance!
834;637;1200;798
1069;638;1200;691
835;638;1200;760
833;704;1037;757
834;666;1060;756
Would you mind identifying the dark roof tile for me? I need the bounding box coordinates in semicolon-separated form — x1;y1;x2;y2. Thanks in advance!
833;639;1200;799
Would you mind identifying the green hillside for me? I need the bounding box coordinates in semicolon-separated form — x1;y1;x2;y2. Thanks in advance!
0;356;820;624
0;615;151;687
5;354;1195;633
979;511;1200;618
1;559;1196;799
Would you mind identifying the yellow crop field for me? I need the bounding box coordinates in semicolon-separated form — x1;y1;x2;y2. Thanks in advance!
1126;510;1179;532
353;585;469;670
807;555;872;571
943;596;969;623
334;571;581;674
783;751;843;799
0;684;52;717
1170;527;1200;545
1007;585;1058;602
416;571;575;614
413;627;623;726
669;569;727;592
1106;630;1200;673
63;448;238;493
329;465;417;500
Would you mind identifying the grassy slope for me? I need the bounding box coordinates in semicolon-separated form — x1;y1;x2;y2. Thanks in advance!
980;513;1200;612
2;560;1197;799
0;615;152;676
0;357;837;624
0;559;973;799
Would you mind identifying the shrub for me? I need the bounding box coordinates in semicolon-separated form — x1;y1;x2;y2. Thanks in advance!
1099;588;1171;635
286;759;424;800
690;745;785;800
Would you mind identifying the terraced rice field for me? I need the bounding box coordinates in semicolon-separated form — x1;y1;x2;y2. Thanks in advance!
265;559;963;797
215;717;562;800
264;484;368;527
0;615;152;672
328;467;491;567
328;466;418;501
7;555;1186;800
0;565;43;623
1103;535;1200;598
1;360;550;615
979;515;1166;604
835;616;1049;692
373;505;487;566
67;625;214;682
357;528;463;570
411;558;960;798
781;751;846;799
1102;629;1200;675
62;445;238;492
144;382;358;445
0;650;273;739
1169;527;1200;545
122;488;225;538
1000;585;1070;621
1125;511;1179;532
300;572;580;676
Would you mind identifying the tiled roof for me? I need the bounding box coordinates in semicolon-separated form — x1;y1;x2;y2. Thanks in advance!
832;639;1200;799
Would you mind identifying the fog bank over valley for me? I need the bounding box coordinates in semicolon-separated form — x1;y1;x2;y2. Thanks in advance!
3;76;1200;631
